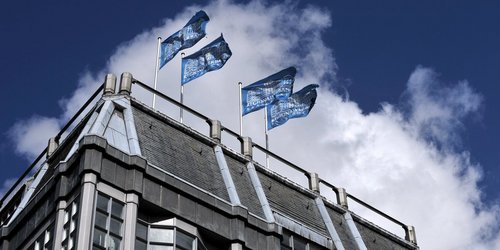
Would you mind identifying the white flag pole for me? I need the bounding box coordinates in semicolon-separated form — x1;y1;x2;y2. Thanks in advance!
239;82;243;136
152;37;162;109
180;52;185;123
264;106;270;168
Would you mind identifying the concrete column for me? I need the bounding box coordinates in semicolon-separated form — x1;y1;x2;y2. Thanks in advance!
47;137;59;158
405;225;417;244
246;163;274;223
337;188;348;209
209;120;222;142
309;172;320;193
76;173;97;250
315;197;345;250
119;72;133;95
123;193;139;250
53;200;67;250
103;73;117;96
214;146;241;205
1;234;9;250
344;212;367;250
241;137;252;159
229;242;243;250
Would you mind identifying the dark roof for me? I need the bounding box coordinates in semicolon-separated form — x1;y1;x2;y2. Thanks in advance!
224;153;266;218
354;216;410;250
130;98;416;249
1;84;418;250
326;206;357;249
257;170;329;237
132;104;231;202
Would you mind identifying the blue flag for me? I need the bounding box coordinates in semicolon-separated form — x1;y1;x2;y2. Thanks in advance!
241;67;296;116
266;84;319;130
181;34;232;85
159;10;209;69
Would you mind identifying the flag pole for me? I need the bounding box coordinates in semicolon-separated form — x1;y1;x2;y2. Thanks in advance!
180;52;185;123
180;85;184;123
264;106;270;168
238;82;243;136
152;37;162;109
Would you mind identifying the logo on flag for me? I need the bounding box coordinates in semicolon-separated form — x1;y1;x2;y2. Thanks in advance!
241;67;296;115
181;34;232;84
266;84;319;129
159;10;210;69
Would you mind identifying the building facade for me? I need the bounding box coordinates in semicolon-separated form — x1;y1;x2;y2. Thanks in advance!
0;73;418;250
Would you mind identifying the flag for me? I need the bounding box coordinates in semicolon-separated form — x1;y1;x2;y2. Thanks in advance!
266;84;319;130
181;34;232;84
159;10;209;69
241;67;296;115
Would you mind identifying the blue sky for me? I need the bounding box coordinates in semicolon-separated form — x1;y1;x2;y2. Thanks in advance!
1;1;499;248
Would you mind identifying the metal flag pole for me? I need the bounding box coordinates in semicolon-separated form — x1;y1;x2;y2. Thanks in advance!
180;52;185;123
264;106;270;168
238;82;243;136
152;37;162;109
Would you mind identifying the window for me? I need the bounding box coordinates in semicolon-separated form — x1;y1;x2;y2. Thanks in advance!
176;230;196;250
281;231;324;250
135;219;200;250
92;193;124;250
27;223;54;250
62;200;79;250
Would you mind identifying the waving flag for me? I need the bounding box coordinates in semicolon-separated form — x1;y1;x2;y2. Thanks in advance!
159;10;209;68
241;67;296;115
266;84;319;129
181;34;232;84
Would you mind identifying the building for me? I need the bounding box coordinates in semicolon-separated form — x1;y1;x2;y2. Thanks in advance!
0;73;418;249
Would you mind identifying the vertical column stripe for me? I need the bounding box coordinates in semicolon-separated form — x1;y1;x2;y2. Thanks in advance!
315;197;345;250
344;212;367;250
213;146;241;205
246;163;275;223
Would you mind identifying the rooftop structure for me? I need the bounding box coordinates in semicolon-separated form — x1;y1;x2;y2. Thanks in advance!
0;72;418;249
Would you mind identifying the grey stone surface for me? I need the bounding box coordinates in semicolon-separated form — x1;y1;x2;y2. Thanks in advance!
132;105;230;202
245;162;275;223
325;205;358;250
354;219;410;250
3;189;56;250
214;146;241;205
224;154;266;219
1;95;419;250
256;170;329;237
315;197;344;250
103;109;130;154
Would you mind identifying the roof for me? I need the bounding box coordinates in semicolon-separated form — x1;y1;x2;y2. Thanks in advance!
0;74;418;250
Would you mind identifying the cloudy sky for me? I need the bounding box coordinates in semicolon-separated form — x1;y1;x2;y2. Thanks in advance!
1;0;499;249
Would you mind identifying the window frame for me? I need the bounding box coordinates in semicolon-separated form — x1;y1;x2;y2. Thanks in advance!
92;193;125;250
280;230;324;250
135;218;199;250
61;197;79;250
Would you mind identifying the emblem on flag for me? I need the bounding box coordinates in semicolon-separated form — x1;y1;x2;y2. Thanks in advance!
241;67;296;115
266;84;319;129
181;34;232;84
159;10;210;69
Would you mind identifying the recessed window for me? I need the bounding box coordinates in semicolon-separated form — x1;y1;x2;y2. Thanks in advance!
92;193;124;250
135;219;201;250
62;200;78;250
27;223;54;250
281;231;324;250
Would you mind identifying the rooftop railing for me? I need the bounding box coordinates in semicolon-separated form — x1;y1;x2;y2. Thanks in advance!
1;73;417;245
131;75;417;245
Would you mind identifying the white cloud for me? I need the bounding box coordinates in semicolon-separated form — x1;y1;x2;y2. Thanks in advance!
404;66;482;148
8;116;60;159
7;0;499;249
